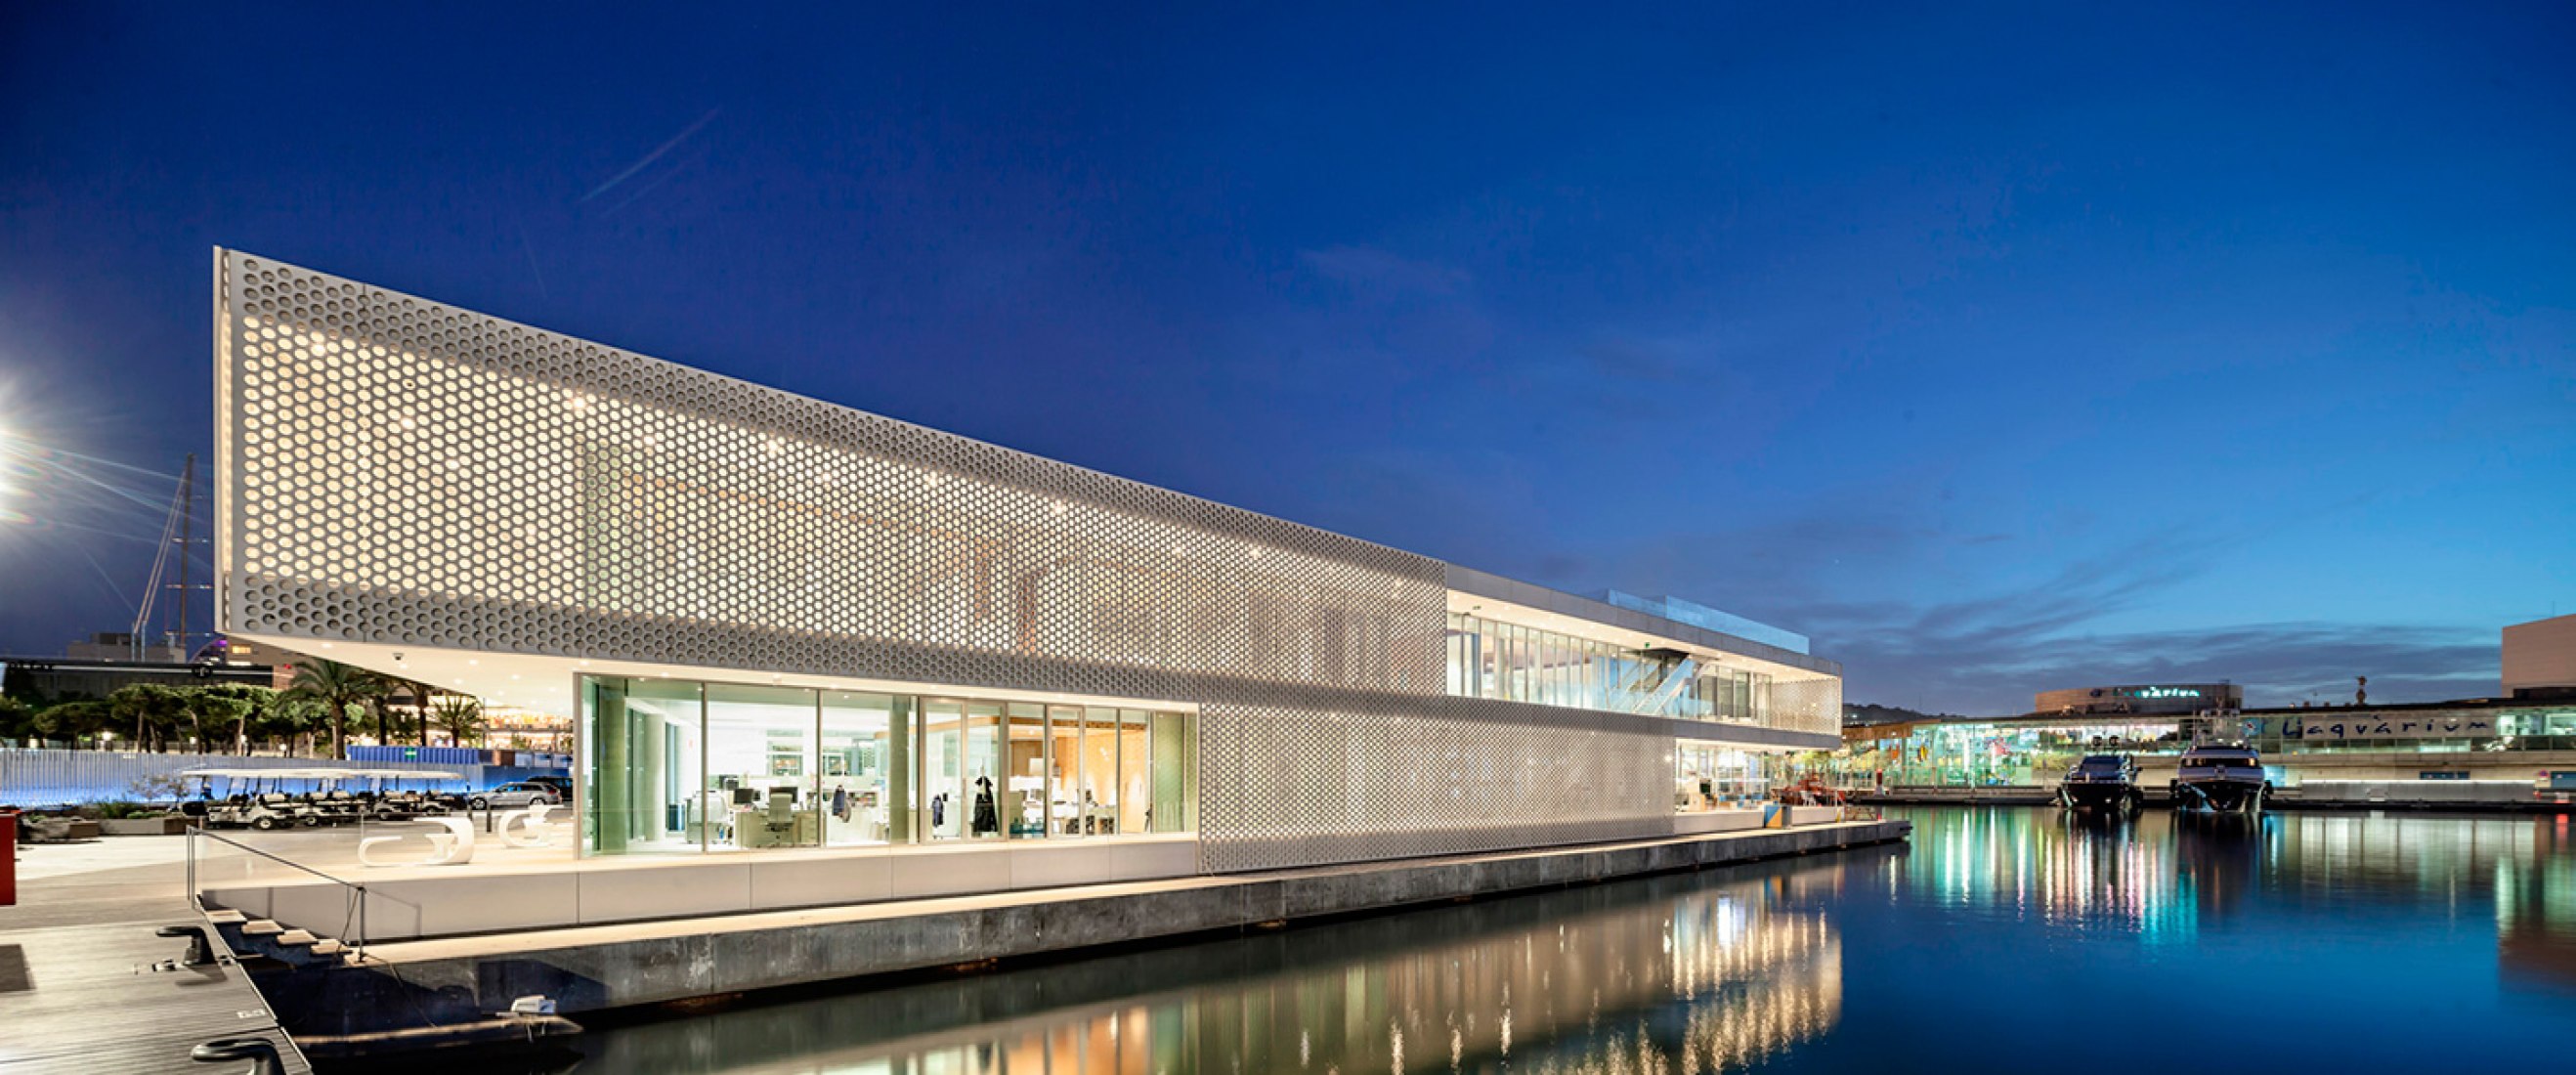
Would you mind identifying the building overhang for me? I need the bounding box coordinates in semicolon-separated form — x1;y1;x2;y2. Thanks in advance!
1442;565;1839;681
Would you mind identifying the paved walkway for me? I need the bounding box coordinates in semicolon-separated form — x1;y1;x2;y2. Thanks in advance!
5;837;194;930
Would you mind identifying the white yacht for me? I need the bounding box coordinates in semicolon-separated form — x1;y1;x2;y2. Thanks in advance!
2171;743;2271;812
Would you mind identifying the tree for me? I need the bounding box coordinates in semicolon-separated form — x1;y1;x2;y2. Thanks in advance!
281;659;384;761
107;684;190;752
184;685;273;755
197;684;279;754
0;695;33;742
430;696;486;748
258;694;323;756
34;700;115;745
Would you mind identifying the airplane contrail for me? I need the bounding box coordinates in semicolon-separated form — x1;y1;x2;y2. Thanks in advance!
580;108;722;204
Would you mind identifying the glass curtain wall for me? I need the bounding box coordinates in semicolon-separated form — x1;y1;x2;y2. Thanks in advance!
1446;613;1779;725
1674;742;1771;812
580;672;1194;857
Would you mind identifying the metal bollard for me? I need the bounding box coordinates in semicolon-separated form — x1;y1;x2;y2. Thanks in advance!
190;1036;283;1075
157;924;217;968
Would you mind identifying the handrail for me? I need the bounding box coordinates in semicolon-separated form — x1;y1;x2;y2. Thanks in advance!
187;827;369;962
192;827;364;887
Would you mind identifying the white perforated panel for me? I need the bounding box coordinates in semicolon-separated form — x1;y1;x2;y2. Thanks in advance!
1770;676;1843;738
212;250;1786;873
1196;700;1672;872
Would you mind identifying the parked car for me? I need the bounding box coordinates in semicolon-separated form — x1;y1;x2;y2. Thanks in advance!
524;775;572;799
467;782;562;811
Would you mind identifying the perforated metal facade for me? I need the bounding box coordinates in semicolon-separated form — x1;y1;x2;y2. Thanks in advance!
213;250;1829;873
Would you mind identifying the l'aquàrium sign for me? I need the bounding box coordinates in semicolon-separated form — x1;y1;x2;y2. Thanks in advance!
2262;713;2498;742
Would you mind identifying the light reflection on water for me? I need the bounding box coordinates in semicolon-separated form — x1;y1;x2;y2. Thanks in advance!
451;809;2576;1073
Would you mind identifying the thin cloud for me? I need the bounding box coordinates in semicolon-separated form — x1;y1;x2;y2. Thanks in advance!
1298;245;1470;298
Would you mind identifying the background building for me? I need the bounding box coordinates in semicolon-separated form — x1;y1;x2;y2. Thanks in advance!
2506;614;2576;699
2035;683;2244;716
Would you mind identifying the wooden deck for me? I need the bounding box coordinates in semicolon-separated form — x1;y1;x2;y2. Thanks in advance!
0;919;311;1074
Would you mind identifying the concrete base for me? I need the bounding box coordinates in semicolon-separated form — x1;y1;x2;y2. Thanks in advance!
257;818;1908;1039
1671;809;1762;835
204;833;1203;942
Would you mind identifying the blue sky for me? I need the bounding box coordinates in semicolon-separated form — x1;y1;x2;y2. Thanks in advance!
2;3;2570;713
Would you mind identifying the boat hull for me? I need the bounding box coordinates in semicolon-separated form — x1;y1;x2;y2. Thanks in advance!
2174;776;2267;812
2060;781;2139;811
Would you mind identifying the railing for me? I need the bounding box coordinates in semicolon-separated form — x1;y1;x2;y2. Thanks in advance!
186;827;370;962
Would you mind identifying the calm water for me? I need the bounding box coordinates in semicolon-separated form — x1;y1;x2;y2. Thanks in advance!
494;808;2576;1073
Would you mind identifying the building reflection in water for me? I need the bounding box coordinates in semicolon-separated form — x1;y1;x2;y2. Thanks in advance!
1902;806;2203;942
1892;806;2576;994
560;858;1846;1074
2500;815;2576;995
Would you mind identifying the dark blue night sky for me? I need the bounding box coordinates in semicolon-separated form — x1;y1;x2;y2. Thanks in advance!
3;3;2570;713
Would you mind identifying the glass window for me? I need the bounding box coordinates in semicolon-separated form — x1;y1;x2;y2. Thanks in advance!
1150;711;1194;833
922;699;966;840
820;691;904;845
1116;709;1152;835
965;701;1007;840
582;675;706;856
1675;742;1772;811
1003;704;1048;838
1080;707;1120;835
706;683;817;850
1047;705;1085;837
583;673;1192;854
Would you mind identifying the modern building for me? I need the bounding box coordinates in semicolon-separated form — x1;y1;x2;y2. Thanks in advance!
208;251;1842;890
2505;614;2576;699
2034;682;2243;716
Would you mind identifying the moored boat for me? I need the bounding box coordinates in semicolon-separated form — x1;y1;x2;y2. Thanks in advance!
2171;743;2271;812
2057;753;2142;812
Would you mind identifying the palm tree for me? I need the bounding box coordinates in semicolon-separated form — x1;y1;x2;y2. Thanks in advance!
431;696;487;748
410;679;440;747
282;659;384;760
